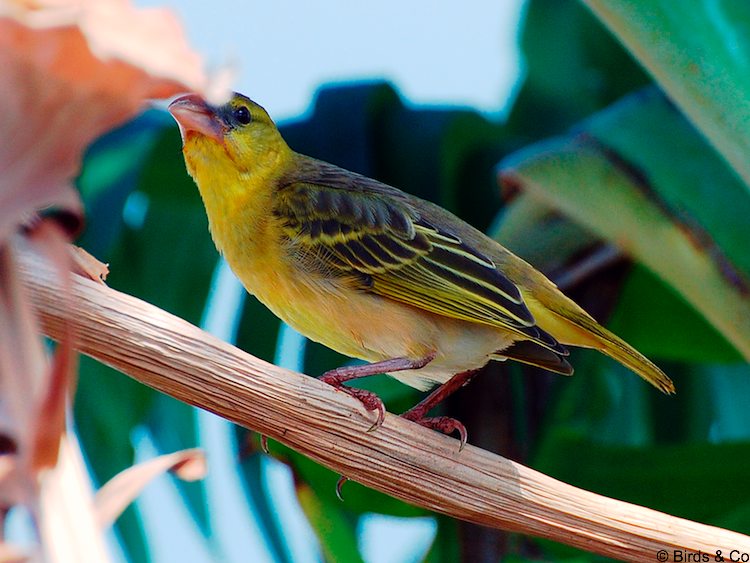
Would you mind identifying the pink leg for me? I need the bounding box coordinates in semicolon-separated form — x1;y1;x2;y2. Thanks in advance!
319;352;436;430
401;369;480;451
262;354;436;461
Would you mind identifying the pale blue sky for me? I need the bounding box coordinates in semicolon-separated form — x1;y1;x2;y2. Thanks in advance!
138;0;526;119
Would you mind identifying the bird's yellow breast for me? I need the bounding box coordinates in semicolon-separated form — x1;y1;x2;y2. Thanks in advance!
181;134;405;358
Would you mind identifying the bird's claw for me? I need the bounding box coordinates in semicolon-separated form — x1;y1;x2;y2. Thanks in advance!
402;414;468;451
260;434;269;454
345;387;385;430
319;374;386;430
335;475;349;501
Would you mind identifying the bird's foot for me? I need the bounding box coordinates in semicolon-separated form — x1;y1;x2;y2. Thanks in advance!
318;354;437;432
319;371;386;431
401;412;468;451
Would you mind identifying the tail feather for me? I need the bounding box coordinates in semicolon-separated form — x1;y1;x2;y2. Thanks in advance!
493;340;573;376
556;310;675;394
588;322;675;394
528;295;675;394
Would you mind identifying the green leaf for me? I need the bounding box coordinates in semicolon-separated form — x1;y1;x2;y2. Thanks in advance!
583;90;750;278
608;266;740;363
508;0;649;138
490;192;599;273
535;346;669;448
499;88;750;362
136;125;207;206
283;81;400;179
493;164;738;365
80;114;216;324
295;479;364;563
584;0;750;188
374;101;507;228
302;339;349;378
684;363;750;443
108;201;215;321
290;82;507;229
234;294;283;364
77;110;171;261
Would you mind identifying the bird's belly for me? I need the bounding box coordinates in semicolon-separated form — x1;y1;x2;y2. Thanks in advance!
234;259;515;391
383;319;515;391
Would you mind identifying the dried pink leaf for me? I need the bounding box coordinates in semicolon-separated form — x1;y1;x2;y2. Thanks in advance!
94;448;207;528
0;456;13;480
69;246;109;283
0;542;27;563
0;0;207;243
25;221;78;472
0;245;48;472
38;435;110;563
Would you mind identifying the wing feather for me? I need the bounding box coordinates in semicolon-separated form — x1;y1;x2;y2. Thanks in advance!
274;171;566;354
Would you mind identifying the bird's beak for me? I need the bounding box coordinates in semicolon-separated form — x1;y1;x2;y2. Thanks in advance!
168;94;226;143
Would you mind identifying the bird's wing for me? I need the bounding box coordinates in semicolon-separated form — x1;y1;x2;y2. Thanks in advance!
275;177;566;353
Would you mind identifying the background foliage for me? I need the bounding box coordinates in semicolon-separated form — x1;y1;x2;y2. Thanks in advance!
74;0;750;560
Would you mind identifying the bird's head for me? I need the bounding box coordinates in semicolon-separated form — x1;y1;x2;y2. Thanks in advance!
168;92;289;179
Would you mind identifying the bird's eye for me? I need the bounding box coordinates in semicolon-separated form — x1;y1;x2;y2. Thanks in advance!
233;106;251;125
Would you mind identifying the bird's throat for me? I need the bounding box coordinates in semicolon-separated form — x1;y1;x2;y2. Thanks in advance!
184;136;280;263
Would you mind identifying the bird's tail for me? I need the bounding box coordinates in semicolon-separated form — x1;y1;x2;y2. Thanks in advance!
590;322;674;394
531;300;675;394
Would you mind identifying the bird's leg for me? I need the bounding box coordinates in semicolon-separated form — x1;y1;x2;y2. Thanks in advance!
320;353;436;500
319;352;436;431
400;368;480;451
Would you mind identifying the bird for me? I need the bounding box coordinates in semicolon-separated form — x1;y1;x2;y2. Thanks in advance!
168;92;674;447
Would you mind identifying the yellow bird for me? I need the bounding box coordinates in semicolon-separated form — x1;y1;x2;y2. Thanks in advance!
169;92;674;445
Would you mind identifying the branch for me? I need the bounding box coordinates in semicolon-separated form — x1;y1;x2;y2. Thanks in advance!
18;245;750;562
